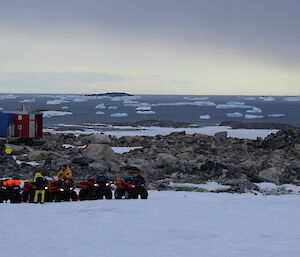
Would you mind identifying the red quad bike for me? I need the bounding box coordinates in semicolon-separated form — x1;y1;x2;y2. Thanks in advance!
114;175;148;199
52;179;77;202
95;176;113;200
78;177;100;201
0;179;22;203
22;180;54;202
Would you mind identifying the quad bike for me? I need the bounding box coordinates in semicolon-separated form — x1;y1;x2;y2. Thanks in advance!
51;179;77;202
79;176;112;200
0;179;22;203
114;175;148;199
22;180;54;202
94;176;113;199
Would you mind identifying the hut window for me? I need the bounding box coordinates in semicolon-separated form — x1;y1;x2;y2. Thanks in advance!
18;115;22;120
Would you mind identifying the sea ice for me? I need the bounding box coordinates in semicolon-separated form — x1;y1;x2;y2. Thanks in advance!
46;99;69;105
110;113;128;117
226;112;243;118
216;102;252;109
245;114;263;119
183;97;209;100
95;104;106;109
108;106;118;110
0;94;18;100
268;114;285;118
247;107;262;113
199;114;211;119
152;101;216;107
95;111;105;115
20;98;36;103
61;106;69;109
42;111;73;118
283;96;300;102
137;110;156;114
259;96;275;101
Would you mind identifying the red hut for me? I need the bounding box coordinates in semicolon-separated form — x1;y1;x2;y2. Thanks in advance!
13;112;43;139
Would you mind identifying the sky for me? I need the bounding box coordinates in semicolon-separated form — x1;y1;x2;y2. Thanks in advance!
0;0;299;95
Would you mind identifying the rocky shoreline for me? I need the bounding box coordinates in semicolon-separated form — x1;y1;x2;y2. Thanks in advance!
1;127;300;194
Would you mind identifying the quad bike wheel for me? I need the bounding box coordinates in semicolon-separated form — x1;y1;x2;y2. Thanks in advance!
124;190;131;199
105;190;112;199
140;189;148;199
114;188;122;199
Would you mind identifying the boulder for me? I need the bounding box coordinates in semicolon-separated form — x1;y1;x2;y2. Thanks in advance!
214;131;228;140
82;144;120;172
257;167;283;184
156;153;178;168
27;151;49;161
82;134;112;145
88;160;110;171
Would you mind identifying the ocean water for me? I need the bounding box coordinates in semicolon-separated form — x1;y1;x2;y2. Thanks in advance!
0;94;299;127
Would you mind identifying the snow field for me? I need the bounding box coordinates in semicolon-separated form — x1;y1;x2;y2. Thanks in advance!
1;191;300;257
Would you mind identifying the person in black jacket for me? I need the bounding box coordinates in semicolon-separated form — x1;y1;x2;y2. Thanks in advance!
32;172;47;204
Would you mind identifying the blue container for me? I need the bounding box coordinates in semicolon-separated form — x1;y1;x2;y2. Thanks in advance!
0;113;13;137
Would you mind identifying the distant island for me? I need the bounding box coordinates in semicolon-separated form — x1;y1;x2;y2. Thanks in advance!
84;92;133;97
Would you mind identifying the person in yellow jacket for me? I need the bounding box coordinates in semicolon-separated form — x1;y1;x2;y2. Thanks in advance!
32;172;47;204
5;145;13;155
57;165;73;179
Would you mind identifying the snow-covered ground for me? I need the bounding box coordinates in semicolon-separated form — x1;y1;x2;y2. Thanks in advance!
1;191;300;257
45;125;277;140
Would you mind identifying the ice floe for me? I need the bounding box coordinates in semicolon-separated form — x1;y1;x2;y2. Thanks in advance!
259;96;275;101
20;98;36;103
108;106;118;110
268;114;285;118
61;106;69;110
137;110;156;114
0;107;3;111
216;102;252;109
183;97;209;100
95;104;106;109
240;96;256;100
110;113;128;117
0;94;18;100
199;114;211;119
226;112;243;118
247;107;262;113
42;111;73;118
46;99;69;105
95;111;105;115
245;114;263;119
152;101;216;107
283;96;300;102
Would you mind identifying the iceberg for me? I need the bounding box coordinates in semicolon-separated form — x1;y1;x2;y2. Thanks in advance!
240;97;256;100
268;114;285;118
95;104;106;109
110;113;128;117
61;106;69;110
20;98;36;103
245;114;263;119
0;94;18;100
216;102;252;109
247;107;262;113
259;96;275;101
108;106;118;110
183;97;209;100
137;110;156;114
96;111;105;115
283;96;300;102
42;111;73;118
0;107;3;111
199;114;211;119
152;101;216;107
47;99;69;105
226;112;243;118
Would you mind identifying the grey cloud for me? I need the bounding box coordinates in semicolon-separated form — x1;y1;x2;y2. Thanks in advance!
0;0;300;65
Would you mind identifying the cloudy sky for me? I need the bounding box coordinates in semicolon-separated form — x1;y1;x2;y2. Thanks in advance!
0;0;299;95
